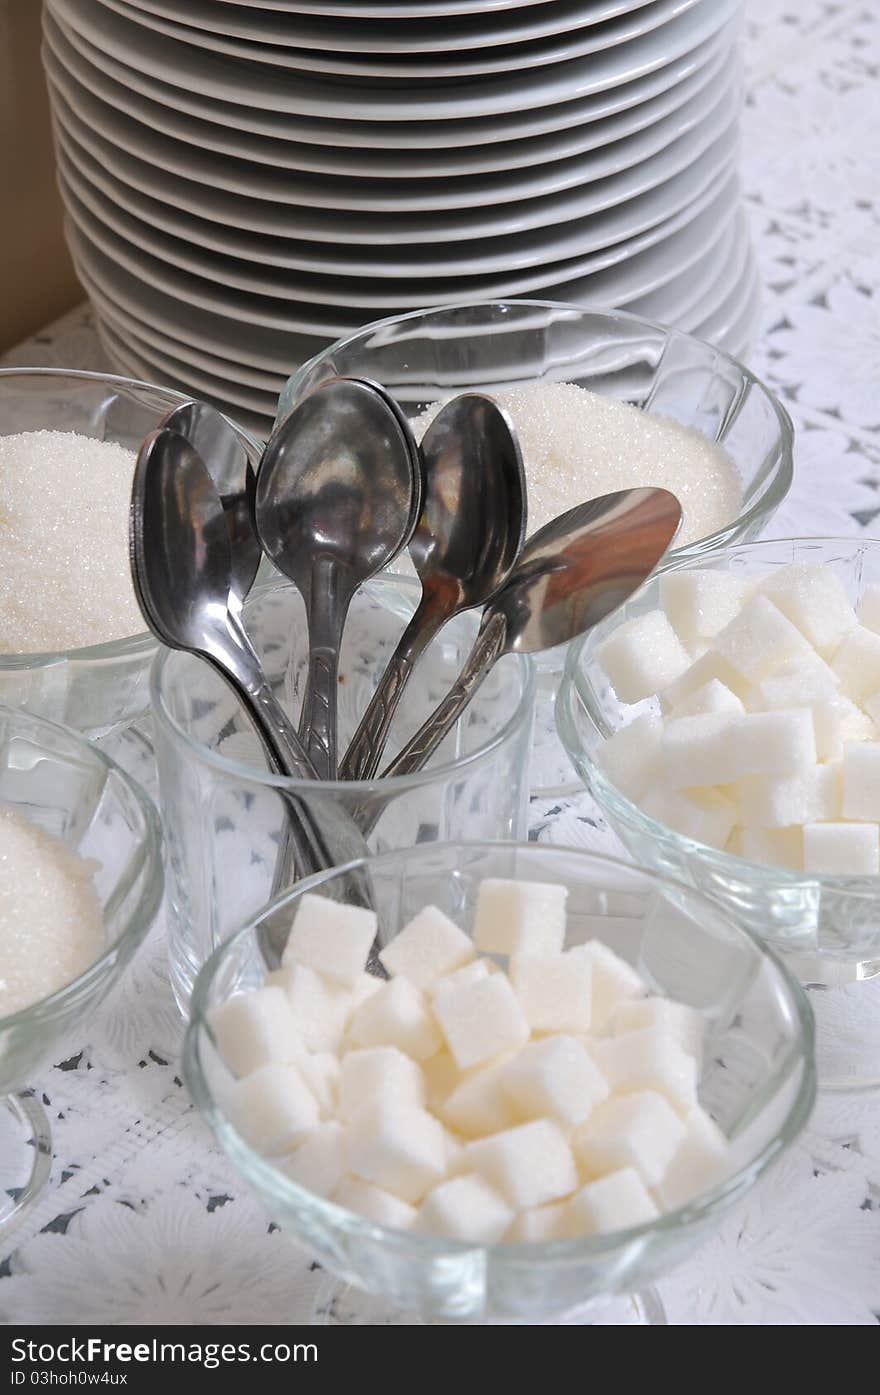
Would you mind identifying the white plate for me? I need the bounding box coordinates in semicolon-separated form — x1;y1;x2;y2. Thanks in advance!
636;208;747;324
45;11;730;178
101;0;699;79
52;0;737;123
58;142;739;319
689;245;761;345
119;0;656;52
56;99;738;278
47;44;737;213
65;168;738;375
48;3;733;152
52;79;739;242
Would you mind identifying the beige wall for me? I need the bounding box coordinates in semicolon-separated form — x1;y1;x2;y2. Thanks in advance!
0;0;82;352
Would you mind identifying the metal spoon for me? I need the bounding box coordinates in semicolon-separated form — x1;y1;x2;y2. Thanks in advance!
340;393;526;783
159;399;261;612
255;377;423;781
381;487;683;781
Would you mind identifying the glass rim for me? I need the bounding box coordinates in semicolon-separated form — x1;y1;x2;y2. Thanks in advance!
0;365;264;667
292;298;795;559
558;533;880;898
0;703;165;1034
184;838;816;1265
149;577;538;794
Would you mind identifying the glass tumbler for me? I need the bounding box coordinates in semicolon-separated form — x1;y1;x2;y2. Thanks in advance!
184;841;814;1326
152;577;535;1014
280;302;793;795
0;704;163;1242
0;367;263;738
557;536;880;1090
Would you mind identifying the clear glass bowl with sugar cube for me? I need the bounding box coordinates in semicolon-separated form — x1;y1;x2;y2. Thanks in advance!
0;367;263;739
279;302;793;797
184;841;813;1326
0;705;163;1242
557;536;880;1091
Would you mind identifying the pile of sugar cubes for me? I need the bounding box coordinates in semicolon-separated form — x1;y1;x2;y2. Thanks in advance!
210;880;730;1245
596;562;880;874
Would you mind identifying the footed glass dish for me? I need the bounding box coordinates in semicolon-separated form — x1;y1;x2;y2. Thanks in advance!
184;841;814;1326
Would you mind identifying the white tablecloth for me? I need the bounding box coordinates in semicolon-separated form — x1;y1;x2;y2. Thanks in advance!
1;0;879;1326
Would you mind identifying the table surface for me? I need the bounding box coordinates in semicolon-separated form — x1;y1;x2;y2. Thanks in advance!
2;0;879;1326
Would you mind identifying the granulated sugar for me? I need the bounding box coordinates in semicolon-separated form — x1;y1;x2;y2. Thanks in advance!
0;430;142;653
0;805;105;1017
414;382;741;547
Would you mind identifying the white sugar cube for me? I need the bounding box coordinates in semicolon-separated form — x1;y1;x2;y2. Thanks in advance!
660;569;751;648
379;905;474;989
596;609;691;703
656;1107;730;1209
660;649;751;711
348;976;441;1061
856;582;880;634
831;626;880;702
501;1036;609;1128
210;986;302;1077
612;998;705;1059
841;742;880;821
335;1177;418;1231
713;595;814;683
422;1052;460;1113
418;1175;513;1245
283;892;377;987
803;822;880;875
473;878;567;956
573;1090;686;1188
430;959;491;1000
641;785;737;850
229;1061;319;1155
597;713;664;801
434;974;530;1070
572;941;645;1033
507;1202;572;1243
280;1121;345;1199
592;1027;698;1114
669;679;745;719
735;710;817;778
339;1047;425;1121
298;1052;340;1117
732;825;803;871
438;1056;519;1138
282;963;351;1053
662;712;742;787
861;693;880;728
748;656;839;712
466;1120;578;1209
568;1167;659;1235
351;972;383;1009
738;763;839;828
760;562;857;657
347;1100;447;1203
444;1129;468;1178
510;949;593;1034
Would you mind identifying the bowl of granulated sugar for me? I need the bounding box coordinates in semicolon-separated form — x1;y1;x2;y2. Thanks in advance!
0;368;263;737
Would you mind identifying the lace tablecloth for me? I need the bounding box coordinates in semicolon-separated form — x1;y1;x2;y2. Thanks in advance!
2;0;879;1326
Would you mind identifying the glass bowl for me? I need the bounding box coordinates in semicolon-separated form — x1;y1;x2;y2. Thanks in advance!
152;575;535;1015
278;303;793;795
556;536;880;1090
0;367;263;738
0;703;164;1242
184;840;814;1326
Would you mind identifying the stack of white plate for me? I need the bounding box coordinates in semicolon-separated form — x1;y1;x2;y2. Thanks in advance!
43;0;758;434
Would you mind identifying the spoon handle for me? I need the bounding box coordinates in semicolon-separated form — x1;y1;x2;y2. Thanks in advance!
339;604;441;783
381;609;509;781
298;576;346;781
